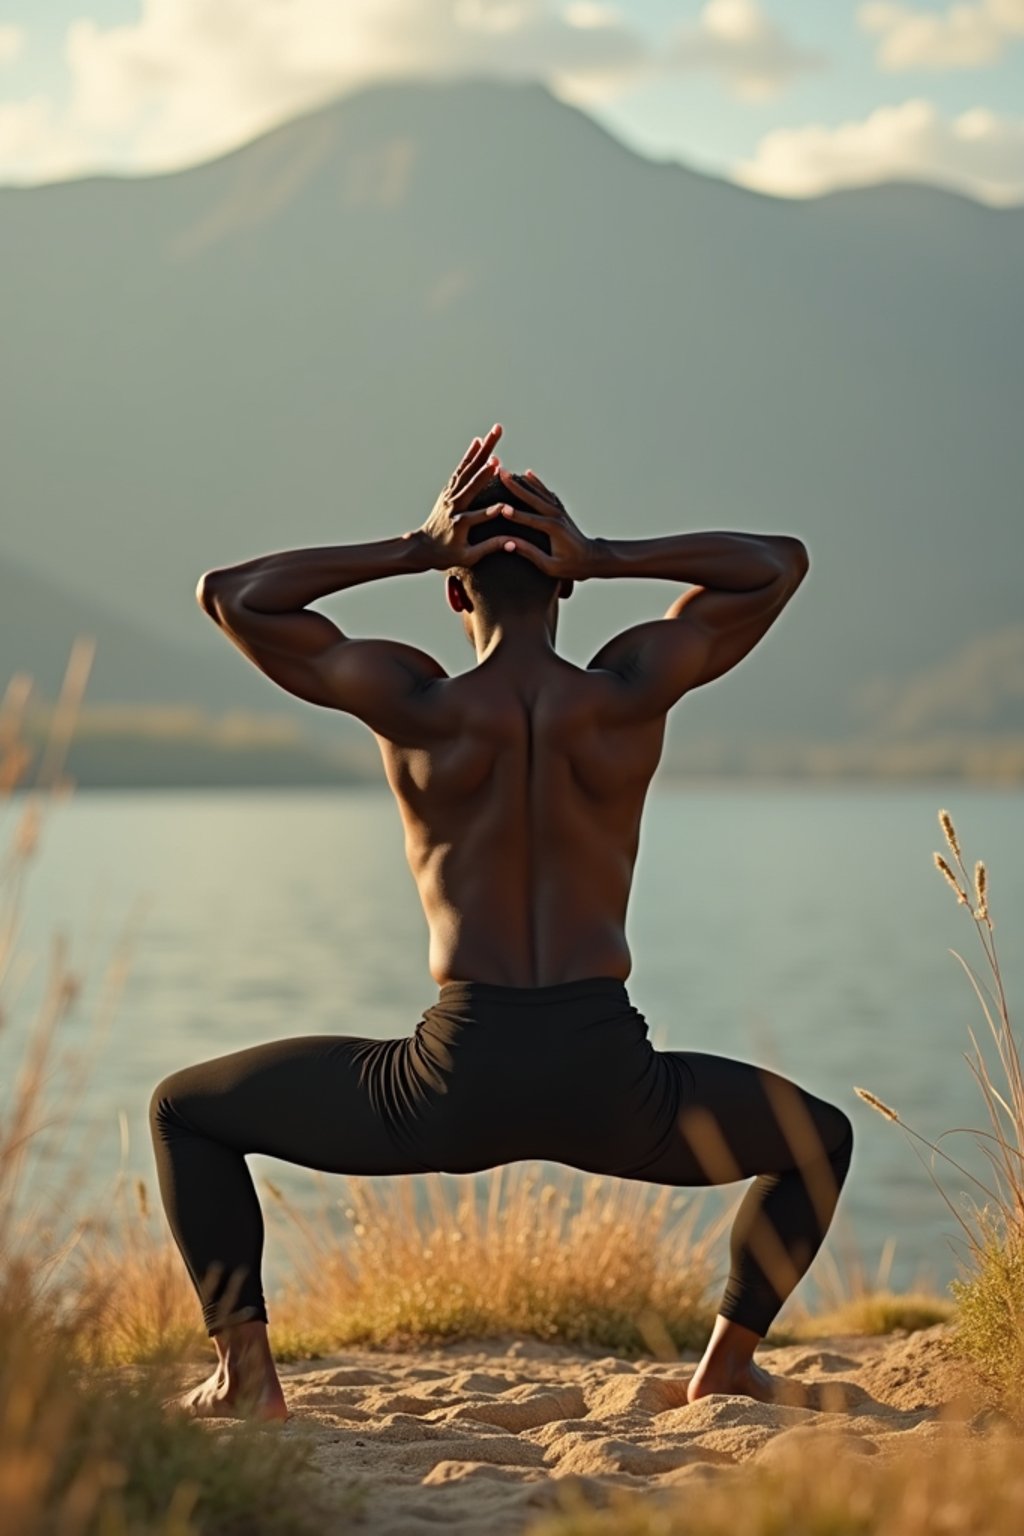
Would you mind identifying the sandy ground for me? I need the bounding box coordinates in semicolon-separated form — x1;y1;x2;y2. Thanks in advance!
178;1323;988;1535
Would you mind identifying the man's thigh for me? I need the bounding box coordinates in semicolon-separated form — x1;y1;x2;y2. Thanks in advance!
156;1033;432;1176
626;1050;842;1186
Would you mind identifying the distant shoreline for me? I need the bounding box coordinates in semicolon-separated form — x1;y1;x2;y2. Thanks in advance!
10;775;1022;793
16;707;1024;790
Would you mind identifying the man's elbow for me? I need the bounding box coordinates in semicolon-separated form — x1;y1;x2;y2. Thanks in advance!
775;536;810;584
196;569;232;622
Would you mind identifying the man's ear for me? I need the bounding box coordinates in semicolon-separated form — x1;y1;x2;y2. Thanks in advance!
558;579;575;601
447;574;473;613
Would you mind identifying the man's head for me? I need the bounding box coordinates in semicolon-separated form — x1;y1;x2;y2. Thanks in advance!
446;475;574;645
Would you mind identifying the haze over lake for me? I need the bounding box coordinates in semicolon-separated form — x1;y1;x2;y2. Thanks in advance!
8;784;1021;1304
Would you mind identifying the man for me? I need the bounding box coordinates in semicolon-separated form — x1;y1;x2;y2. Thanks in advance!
151;423;853;1421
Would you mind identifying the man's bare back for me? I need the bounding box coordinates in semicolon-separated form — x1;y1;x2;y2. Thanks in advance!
197;423;808;988
378;650;665;985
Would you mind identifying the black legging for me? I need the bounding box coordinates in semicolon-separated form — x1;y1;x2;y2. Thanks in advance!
149;977;853;1338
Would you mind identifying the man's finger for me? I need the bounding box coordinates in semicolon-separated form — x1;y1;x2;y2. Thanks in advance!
486;503;549;531
455;455;502;508
462;532;519;566
461;503;513;527
497;467;558;516
455;424;502;489
524;468;563;507
501;538;557;575
455;437;481;477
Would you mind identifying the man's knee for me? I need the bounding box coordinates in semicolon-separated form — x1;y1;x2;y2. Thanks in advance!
827;1104;854;1165
149;1066;197;1138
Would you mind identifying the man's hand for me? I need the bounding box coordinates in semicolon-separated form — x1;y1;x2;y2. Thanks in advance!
418;424;522;572
491;467;600;582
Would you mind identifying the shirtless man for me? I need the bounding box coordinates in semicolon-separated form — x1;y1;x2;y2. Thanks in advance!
150;423;853;1421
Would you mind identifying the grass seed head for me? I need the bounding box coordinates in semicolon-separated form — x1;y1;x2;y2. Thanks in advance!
938;808;962;860
934;852;969;905
855;1087;900;1123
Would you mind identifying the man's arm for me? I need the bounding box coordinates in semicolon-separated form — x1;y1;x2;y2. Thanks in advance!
197;533;451;738
584;530;810;721
491;470;808;723
197;424;514;739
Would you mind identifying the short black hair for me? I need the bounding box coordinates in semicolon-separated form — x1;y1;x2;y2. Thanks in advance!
453;477;558;615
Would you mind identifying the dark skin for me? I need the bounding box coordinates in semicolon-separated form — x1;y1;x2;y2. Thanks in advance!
191;422;811;1419
199;423;808;991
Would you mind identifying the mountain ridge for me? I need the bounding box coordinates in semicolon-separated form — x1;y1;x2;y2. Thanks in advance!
4;76;1022;217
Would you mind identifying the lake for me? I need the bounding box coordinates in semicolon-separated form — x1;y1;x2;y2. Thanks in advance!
5;784;1022;1307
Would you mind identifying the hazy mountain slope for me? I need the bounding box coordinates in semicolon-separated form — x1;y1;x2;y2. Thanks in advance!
2;78;1021;756
852;624;1024;736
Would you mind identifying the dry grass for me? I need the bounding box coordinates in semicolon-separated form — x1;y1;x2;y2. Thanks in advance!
790;1289;955;1337
855;808;1024;1420
949;1204;1024;1416
793;1290;955;1337
526;1424;1024;1536
69;1174;210;1368
0;649;343;1536
266;1165;724;1361
0;1287;334;1536
67;1163;725;1367
66;1152;957;1372
65;1162;952;1371
782;1233;954;1339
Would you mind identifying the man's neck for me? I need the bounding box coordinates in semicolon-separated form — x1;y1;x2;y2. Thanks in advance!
473;612;557;665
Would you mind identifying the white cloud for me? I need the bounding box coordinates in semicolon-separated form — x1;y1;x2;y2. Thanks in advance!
0;0;818;184
670;0;825;101
859;1;1024;72
0;98;85;181
736;98;1024;203
0;0;648;181
564;2;624;27
0;24;25;65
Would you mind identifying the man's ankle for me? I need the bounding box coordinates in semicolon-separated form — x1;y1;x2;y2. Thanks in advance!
696;1344;756;1378
216;1321;276;1375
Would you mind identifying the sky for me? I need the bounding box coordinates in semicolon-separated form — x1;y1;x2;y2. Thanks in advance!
1;1;1023;202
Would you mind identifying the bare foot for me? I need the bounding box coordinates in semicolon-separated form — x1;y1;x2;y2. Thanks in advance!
687;1359;819;1410
172;1363;289;1422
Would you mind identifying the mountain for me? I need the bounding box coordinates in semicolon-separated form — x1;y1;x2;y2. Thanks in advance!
2;78;1021;772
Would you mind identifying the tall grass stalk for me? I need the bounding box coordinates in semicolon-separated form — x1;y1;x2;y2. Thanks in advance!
856;807;1024;1413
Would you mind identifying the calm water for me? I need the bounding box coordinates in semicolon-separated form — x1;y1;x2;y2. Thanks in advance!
5;785;1022;1304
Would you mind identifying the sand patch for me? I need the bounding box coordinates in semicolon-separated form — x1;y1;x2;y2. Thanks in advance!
162;1323;986;1535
